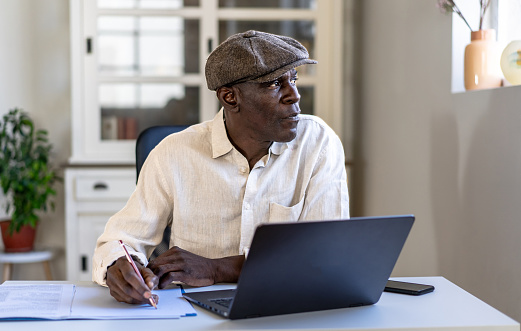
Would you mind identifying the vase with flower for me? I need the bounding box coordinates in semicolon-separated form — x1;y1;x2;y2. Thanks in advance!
438;0;502;91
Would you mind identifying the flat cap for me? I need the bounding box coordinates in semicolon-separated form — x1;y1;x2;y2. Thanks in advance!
205;30;317;90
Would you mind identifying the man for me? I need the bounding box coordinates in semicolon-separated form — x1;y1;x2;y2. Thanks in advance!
92;30;349;305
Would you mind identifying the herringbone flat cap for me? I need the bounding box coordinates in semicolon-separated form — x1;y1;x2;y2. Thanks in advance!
205;30;317;90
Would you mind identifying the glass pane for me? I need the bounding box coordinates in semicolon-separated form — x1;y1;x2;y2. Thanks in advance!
298;86;313;115
219;0;315;9
219;20;316;76
98;17;200;76
97;0;199;9
99;83;137;108
100;84;199;140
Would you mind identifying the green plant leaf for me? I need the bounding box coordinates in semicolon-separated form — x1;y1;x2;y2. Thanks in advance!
0;108;59;234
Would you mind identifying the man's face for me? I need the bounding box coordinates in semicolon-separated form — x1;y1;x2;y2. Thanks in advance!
234;69;301;143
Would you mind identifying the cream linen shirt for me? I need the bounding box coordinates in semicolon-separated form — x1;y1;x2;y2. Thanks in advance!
92;109;349;285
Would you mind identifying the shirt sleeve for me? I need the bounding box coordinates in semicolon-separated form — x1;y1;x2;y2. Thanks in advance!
92;149;173;286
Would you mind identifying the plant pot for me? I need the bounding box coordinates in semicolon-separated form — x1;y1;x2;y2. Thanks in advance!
464;29;502;91
0;220;37;253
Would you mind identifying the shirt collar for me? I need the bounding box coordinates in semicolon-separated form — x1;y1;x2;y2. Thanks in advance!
211;108;291;158
211;108;234;158
269;141;289;156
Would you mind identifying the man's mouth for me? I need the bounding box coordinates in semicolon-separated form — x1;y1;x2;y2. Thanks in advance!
285;113;300;121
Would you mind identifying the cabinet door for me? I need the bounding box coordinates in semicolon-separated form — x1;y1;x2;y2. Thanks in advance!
77;214;112;281
65;167;135;281
77;214;113;281
71;0;206;163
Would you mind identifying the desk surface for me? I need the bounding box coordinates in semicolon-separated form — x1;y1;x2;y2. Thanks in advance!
2;277;519;331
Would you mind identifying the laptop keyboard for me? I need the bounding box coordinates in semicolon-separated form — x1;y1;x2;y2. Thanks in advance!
209;297;234;308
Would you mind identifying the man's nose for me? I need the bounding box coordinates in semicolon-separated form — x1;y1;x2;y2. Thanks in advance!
282;84;300;104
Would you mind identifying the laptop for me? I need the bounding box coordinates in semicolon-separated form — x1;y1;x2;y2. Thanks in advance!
182;215;414;319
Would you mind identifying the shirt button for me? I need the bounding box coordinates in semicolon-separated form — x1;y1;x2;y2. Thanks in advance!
244;203;250;210
240;166;247;174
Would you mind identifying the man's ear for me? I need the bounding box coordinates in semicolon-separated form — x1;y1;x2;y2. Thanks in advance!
217;86;239;112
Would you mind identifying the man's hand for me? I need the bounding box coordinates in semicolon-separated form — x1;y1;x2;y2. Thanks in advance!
147;246;245;289
106;256;159;305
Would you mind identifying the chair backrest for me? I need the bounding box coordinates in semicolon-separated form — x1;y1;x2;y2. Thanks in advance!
135;125;188;182
135;125;188;260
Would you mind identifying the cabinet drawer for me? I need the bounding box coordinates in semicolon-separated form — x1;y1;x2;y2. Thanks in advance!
75;176;135;200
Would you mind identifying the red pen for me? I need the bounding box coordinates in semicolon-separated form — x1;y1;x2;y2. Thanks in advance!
118;240;158;309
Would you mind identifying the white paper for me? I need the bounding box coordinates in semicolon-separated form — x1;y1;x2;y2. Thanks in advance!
0;282;196;320
0;284;75;320
70;284;196;319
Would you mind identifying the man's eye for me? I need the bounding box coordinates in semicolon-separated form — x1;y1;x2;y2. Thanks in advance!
269;81;281;87
290;78;298;85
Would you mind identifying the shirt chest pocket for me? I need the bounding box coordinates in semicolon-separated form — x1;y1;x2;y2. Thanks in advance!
268;196;305;223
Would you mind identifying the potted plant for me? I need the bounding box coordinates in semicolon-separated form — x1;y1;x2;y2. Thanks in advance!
0;108;59;252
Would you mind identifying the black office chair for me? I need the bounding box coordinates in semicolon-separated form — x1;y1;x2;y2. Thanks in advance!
135;125;188;259
135;125;188;182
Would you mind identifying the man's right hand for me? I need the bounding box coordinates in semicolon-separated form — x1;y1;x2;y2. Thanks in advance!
106;256;159;305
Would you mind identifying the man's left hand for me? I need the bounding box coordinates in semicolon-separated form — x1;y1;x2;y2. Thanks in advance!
147;246;245;289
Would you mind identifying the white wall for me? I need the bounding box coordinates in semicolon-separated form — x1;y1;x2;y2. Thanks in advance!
0;0;70;280
359;0;521;322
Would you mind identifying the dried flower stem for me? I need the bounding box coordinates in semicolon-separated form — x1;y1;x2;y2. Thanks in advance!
437;0;492;32
479;0;491;30
449;0;473;31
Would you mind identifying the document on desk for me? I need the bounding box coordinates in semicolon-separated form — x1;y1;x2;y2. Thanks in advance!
0;283;75;320
70;284;196;319
0;282;196;320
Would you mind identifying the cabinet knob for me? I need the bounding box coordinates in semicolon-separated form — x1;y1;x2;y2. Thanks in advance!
93;182;108;190
86;37;92;54
81;255;88;272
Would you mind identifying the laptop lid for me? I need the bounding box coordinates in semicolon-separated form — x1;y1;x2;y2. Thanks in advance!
183;215;414;319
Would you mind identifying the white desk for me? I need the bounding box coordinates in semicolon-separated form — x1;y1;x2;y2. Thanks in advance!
2;277;519;331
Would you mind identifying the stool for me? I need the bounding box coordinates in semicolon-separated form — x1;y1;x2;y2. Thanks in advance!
0;249;57;282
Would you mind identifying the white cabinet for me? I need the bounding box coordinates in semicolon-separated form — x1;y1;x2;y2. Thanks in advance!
65;168;135;281
69;0;344;165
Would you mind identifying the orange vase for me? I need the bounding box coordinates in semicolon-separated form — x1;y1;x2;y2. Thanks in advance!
464;29;502;91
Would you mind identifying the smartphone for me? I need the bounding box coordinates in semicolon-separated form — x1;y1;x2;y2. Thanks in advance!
384;280;435;296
